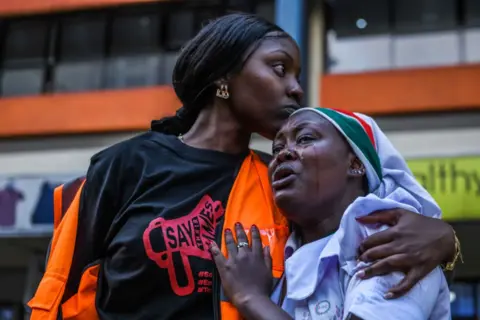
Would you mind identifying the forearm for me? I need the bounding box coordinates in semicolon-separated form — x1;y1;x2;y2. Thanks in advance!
236;295;292;320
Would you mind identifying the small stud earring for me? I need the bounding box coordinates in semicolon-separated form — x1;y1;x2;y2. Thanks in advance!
216;84;230;99
350;168;364;175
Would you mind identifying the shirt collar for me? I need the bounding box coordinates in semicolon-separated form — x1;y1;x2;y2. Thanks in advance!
283;230;341;300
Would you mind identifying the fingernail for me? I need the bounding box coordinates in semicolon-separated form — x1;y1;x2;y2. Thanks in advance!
252;224;258;230
225;228;231;234
356;270;365;279
384;292;394;299
235;222;242;227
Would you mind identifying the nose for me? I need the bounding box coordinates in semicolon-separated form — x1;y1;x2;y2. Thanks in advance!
277;147;299;163
287;78;304;104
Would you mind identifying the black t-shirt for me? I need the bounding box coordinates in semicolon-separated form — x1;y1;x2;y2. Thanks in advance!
69;131;249;320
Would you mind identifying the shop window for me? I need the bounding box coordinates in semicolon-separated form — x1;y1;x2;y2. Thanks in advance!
393;0;457;33
105;54;163;89
162;52;179;85
184;0;221;5
53;61;104;93
465;0;480;27
255;0;275;23
227;0;255;12
330;0;390;37
450;282;476;318
194;9;219;33
1;67;45;97
165;10;194;50
59;13;106;61
3;18;48;67
0;304;22;320
110;11;161;56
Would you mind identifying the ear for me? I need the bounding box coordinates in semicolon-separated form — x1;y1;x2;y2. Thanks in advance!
347;155;366;178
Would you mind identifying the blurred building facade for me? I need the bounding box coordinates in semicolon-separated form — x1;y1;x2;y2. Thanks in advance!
0;0;478;319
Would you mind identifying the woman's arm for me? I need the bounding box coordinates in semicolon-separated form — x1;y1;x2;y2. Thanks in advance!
65;149;125;292
235;296;292;320
355;208;459;298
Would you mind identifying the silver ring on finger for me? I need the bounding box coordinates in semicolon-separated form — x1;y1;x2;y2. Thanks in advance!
237;241;249;249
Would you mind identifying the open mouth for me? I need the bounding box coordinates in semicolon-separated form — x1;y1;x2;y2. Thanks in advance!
271;165;296;190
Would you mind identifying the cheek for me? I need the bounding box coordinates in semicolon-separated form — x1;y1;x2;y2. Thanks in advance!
236;65;283;106
301;146;348;185
267;161;277;183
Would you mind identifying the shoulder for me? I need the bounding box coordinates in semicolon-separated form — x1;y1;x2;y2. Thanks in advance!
90;131;171;167
85;131;174;184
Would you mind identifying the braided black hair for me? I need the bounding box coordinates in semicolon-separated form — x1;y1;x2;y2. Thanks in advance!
151;13;287;135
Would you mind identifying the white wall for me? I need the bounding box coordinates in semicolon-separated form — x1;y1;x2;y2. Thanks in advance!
327;29;480;73
0;133;139;176
0;124;479;178
250;126;480;158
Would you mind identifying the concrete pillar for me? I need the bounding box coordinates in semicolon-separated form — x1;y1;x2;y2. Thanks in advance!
275;0;308;98
307;0;326;108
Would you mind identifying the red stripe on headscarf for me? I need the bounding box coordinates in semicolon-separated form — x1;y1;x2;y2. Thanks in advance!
331;108;376;149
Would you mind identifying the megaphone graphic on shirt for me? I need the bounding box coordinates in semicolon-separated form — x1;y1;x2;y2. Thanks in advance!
143;195;224;296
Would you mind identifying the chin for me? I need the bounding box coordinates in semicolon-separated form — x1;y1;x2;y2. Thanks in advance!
259;121;283;141
274;190;300;218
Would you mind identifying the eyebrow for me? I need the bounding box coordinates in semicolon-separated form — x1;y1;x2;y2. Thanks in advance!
274;120;318;141
293;121;318;131
270;49;293;60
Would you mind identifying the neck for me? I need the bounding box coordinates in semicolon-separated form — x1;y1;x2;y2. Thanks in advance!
182;103;251;154
297;186;365;244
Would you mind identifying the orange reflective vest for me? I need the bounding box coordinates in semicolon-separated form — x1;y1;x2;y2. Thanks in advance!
28;151;289;319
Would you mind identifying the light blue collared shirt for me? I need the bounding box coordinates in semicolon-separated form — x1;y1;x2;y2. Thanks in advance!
271;192;451;320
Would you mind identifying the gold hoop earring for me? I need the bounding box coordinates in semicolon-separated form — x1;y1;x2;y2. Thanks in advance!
216;84;230;99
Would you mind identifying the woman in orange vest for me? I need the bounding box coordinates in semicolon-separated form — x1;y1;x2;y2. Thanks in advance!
29;13;459;320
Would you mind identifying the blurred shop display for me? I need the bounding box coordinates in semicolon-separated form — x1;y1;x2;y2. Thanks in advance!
0;175;78;233
0;305;22;320
450;282;480;319
0;0;275;98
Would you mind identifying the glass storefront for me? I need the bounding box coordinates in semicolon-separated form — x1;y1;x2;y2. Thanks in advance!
451;281;479;319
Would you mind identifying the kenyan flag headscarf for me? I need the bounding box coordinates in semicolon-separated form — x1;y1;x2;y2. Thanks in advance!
291;107;383;192
290;107;442;218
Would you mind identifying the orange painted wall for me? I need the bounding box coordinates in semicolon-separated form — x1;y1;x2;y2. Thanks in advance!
321;64;480;115
2;64;480;137
0;86;181;137
0;0;171;16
